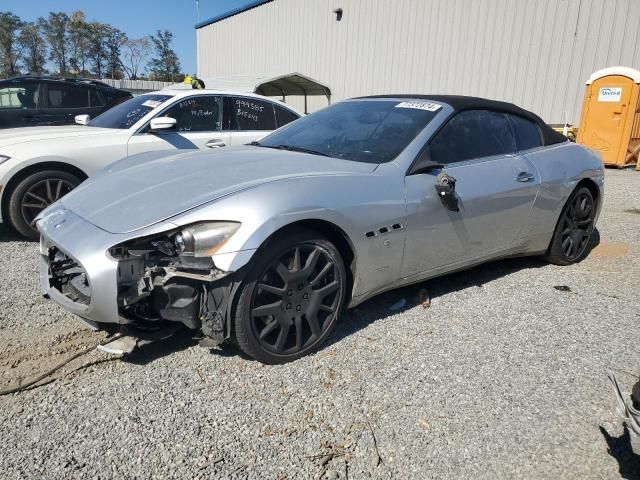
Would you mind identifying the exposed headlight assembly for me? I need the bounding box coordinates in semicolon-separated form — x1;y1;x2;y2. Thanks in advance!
174;222;241;257
0;155;10;165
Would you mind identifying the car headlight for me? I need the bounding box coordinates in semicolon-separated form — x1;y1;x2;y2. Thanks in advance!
174;222;241;257
0;155;10;166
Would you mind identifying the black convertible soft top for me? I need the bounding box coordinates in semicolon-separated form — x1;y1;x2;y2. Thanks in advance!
356;94;567;146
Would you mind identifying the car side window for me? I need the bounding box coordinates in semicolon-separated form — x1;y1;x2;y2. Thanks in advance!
508;114;543;151
430;110;517;164
230;97;276;130
101;89;123;106
47;83;90;109
0;82;40;109
163;96;223;132
274;104;300;128
90;89;105;108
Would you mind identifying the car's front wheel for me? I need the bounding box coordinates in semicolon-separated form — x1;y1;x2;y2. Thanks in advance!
233;228;347;364
545;186;596;265
7;170;82;240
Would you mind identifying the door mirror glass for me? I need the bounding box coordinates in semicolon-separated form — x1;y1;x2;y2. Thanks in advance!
75;114;90;125
149;116;177;133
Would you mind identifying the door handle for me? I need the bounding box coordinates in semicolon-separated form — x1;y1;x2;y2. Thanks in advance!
205;139;226;148
516;171;535;182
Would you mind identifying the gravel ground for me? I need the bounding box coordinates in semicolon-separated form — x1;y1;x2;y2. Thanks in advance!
1;169;639;479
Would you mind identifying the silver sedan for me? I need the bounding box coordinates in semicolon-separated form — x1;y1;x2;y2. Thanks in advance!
37;95;604;364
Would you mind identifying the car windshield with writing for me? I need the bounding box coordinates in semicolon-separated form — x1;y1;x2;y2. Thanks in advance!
256;99;441;163
88;94;173;129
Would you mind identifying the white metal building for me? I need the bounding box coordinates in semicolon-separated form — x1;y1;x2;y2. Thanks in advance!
196;0;640;124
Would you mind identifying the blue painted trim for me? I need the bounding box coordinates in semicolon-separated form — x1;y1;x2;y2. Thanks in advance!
195;0;274;29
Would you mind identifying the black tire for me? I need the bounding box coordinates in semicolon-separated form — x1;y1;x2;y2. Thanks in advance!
7;170;82;240
232;228;347;364
545;186;596;266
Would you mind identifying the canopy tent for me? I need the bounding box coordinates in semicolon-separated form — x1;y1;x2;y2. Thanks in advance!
167;73;331;113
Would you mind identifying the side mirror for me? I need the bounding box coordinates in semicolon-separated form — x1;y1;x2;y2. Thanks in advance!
75;114;90;125
409;146;444;175
149;116;177;133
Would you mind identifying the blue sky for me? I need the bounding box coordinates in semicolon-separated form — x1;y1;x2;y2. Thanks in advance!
2;0;252;74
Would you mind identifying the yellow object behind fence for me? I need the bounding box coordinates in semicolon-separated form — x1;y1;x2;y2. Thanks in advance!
552;126;579;142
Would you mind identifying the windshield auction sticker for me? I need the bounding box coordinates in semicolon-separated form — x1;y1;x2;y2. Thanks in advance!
395;101;442;111
142;100;163;108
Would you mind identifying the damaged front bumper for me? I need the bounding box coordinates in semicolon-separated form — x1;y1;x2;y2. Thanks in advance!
37;204;243;343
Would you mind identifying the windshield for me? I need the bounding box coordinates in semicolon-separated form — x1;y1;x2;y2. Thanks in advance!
257;99;442;163
88;94;173;129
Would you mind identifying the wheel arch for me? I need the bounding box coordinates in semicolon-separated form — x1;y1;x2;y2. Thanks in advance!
545;177;600;259
575;177;600;206
255;219;357;305
1;161;88;221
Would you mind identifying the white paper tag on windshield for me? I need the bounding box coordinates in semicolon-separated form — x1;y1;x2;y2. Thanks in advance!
142;100;162;108
395;101;441;112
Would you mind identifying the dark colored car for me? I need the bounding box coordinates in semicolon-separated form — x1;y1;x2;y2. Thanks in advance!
0;77;132;129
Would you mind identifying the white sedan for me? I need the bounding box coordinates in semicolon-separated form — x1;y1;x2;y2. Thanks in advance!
0;89;302;238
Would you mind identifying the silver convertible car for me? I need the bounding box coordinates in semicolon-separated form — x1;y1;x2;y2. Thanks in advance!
37;95;604;363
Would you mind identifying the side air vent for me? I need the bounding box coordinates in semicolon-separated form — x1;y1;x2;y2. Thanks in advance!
366;223;404;239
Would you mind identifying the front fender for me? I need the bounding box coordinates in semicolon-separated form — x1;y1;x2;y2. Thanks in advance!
0;155;90;222
170;169;407;299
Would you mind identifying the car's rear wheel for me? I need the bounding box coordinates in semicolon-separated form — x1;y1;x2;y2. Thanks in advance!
232;228;347;364
545;186;596;265
7;170;81;240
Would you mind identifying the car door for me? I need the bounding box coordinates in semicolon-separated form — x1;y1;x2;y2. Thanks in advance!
225;96;279;145
127;94;230;156
402;109;541;276
0;80;42;128
40;81;92;125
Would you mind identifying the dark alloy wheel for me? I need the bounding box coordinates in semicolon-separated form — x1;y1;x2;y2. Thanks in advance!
7;170;82;240
546;186;596;265
233;228;347;364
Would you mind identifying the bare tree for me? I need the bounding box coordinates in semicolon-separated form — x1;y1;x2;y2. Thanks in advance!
121;37;151;80
18;23;47;74
38;12;70;75
0;12;24;77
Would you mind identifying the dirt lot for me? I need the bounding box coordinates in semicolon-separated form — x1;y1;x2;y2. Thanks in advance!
1;169;639;479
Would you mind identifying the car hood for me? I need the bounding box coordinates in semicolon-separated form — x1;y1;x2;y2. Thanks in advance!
61;145;377;234
0;125;120;148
